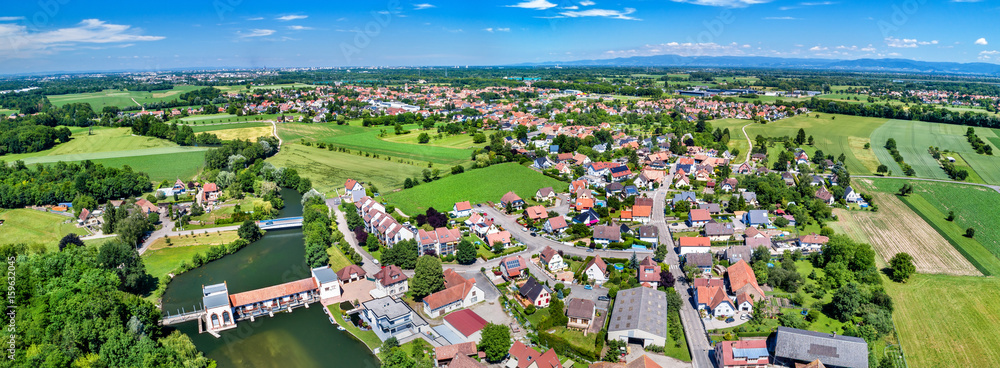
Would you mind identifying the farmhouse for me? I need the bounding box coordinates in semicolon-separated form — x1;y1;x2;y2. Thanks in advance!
423;269;483;318
608;287;667;347
518;277;552;308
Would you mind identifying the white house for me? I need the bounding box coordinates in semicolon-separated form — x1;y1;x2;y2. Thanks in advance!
311;266;342;300
374;265;409;297
696;285;735;317
582;255;608;284
452;201;472;217
423;269;484;318
345;179;365;202
678;237;712;255
845;186;862;203
539;246;566;272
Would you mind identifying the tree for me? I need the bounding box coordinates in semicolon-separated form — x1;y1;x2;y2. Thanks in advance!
382;347;415;368
795;128;806;145
876;164;888;175
382;239;419;269
888;252;915;283
628;252;639;270
660;270;675;288
417;132;431;144
238;220;262;241
456;239;477;265
808;135;815;145
946;211;955;221
479;323;512;363
654;244;668;261
58;233;84;251
492;240;505;255
965;227;976;238
117;212;153;247
548;298;568;327
381;336;400;352
72;194;97;217
411;255;445;300
774;216;790;228
830;282;863;322
366;234;380;252
897;183;913;196
97;240;154;294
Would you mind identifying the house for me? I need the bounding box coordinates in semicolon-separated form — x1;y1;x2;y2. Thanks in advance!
704;222;735;241
687;208;712;227
588;356;663;368
536;187;556;202
743;210;770;227
637;225;659;246
582;255;608;283
608;287;667;347
685;252;714;274
736;162;753;175
533;157;554;170
715;340;769;368
345;179;365;202
736;191;758;207
696;284;735;317
593;225;622;245
701;202;722;215
573;209;600;226
135;198;160;214
442;309;488;343
678;237;712;255
373;265;409;297
810;175;825;187
735;292;755;312
506;341;562;368
501;191;525;210
519;277;552;308
799;233;830;252
720;178;738;192
781;172;796;186
487;231;513;249
362;296;430;341
417;227;463;255
500;255;529;280
727;260;766;303
606;182;625;196
771;327;869;368
524;205;549;221
724;246;753;265
674;175;691;189
335;264;366;284
609;165;633;182
814;187;834;205
444;354;486;368
569;180;588;193
435;342;481;367
544;216;569;234
539;246;567;272
631;197;653;223
423;269;484;318
566;298;596;330
844;186;862;203
638;256;661;287
587;161;618;177
672;192;697;206
452;201;473;217
311;266;342;300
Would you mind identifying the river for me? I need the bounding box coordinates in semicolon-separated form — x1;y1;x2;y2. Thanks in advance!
161;188;379;368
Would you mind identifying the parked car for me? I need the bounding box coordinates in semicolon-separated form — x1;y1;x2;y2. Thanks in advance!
597;296;610;301
584;285;592;290
530;232;537;237
725;317;735;323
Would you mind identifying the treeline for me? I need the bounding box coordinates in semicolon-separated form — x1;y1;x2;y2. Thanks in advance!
1;243;214;367
776;97;1000;129
532;81;663;97
361;112;434;127
0;160;152;208
303;194;335;268
884;138;916;176
0;120;72;155
129;115;221;146
966;127;993;155
203;137;281;171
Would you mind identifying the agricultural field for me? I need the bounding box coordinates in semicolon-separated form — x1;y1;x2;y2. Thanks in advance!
870;120;1000;183
857;178;1000;276
208;126;274;141
1;127;179;162
179;113;236;122
885;274;1000;368
383;162;565;216
75;150;207;181
708;118;751;161
379;129;493;149
277;122;480;166
0;209;88;249
47;85;202;110
745;113;885;174
189;122;272;133
266;143;426;196
832;190;979;276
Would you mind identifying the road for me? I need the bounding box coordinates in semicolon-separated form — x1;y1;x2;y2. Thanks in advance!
741;123;753;164
854;175;1000;194
332;206;382;276
138;219;240;255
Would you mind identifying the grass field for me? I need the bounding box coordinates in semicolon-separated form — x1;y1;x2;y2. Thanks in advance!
870;120;1000;183
210;126;274;141
383;163;565;216
177;113;292;125
78;150;206;181
1;127;178;162
745;113;885;174
267;143;427;195
179;113;237;122
0;209;87;249
277;122;480;166
0;109;17;116
380;129;492;149
142;231;239;278
47;86;202;110
189;122;271;132
709;118;751;161
857;178;1000;276
885;274;1000;368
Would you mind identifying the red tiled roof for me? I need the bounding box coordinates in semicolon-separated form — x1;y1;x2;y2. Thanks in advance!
679;237;711;247
693;278;725;288
434;342;478;363
336;264;366;280
718;340;769;367
626;355;663;368
546;216;568;230
689;209;711;222
508;341;561;368
443;309;488;337
425;269;477;310
525;205;548;220
203;182;219;192
454;201;472;212
345;179;359;189
229;278;317;307
373;264;408;286
727;260;765;297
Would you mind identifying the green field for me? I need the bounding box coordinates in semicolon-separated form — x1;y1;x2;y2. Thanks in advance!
0;109;17;116
0;209;87;249
857;178;1000;275
142;232;239;278
177;113;292;125
745;113;885;174
383;163;565;216
885;274;1000;368
179;113;237;122
380;129;492;150
0;127;180;162
80;150;207;181
709;118;751;161
266;143;427;195
870;120;1000;183
277;122;482;166
47;86;202;110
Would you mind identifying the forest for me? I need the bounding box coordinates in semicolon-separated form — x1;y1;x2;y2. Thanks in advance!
0;160;152;208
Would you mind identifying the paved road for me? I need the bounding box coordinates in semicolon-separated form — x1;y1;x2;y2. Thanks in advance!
854;175;1000;194
332;206;382;276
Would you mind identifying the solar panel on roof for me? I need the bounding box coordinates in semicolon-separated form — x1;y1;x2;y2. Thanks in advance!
732;348;769;360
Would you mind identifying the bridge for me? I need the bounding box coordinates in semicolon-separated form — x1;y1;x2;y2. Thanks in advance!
257;216;303;230
161;309;205;326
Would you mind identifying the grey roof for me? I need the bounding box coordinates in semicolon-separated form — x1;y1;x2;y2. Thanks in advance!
311;266;339;285
202;283;230;309
593;225;621;242
363;297;412;320
704;222;734;236
685;252;714;268
745;210;769;225
672;192;697;203
518;277;551;301
701;203;722;214
638;225;658;238
725;246;753;264
566;298;595;319
609;287;667;338
739;191;758;202
773;327;869;368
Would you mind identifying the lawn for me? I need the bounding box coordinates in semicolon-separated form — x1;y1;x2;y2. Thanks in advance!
709;118;751;161
0;209;87;249
547;327;597;359
142;231;239;278
857;178;1000;276
278;122;479;166
179;113;237;122
0;109;17;116
1;126;179;162
326;245;355;271
47;86;202;110
266;143;427;195
745;113;886;174
885;274;1000;368
870;119;1000;183
327;304;381;350
383;163;565;216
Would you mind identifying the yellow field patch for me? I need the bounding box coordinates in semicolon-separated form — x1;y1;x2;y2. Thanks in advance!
848;136;879;172
212;126;274;141
147;231;238;251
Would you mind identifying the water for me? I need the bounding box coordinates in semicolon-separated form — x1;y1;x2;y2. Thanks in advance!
161;188;379;368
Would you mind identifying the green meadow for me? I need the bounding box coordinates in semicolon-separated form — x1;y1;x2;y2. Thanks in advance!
47;85;203;110
745;113;885;174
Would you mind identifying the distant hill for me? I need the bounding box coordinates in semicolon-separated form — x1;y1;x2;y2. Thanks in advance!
516;55;1000;75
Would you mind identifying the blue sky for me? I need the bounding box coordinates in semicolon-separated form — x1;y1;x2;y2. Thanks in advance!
0;0;997;73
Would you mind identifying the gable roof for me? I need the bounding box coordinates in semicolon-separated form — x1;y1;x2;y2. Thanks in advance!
539;246;559;264
546;216;568;230
689;208;711;222
727;260;765;297
773;327;869;368
519;277;551;301
678;237;711;247
609;287;667;338
434;341;478;362
501;191;523;204
626;355;663;368
335;264;366;280
685;252;714;268
424;269;478;311
443;309;488;338
593;225;622;242
584;255;608;275
508;341;561;368
566;298;595;319
373;264;408;286
454;201;472;212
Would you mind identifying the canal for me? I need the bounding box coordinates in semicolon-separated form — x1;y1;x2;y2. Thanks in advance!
161;188;379;368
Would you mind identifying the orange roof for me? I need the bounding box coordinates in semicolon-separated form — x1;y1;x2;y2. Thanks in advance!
678;237;711;247
620;209;633;220
626;355;663;368
575;197;595;211
632;205;652;218
454;201;472;212
425;270;477;310
727;260;763;296
229;278;317;307
525;205;548;220
689;209;711;222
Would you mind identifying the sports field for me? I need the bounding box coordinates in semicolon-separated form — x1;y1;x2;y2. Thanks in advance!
885;273;1000;368
857;178;1000;276
47;85;202;110
277;122;479;166
383;163;565;216
745;113;885;174
870;120;1000;183
266;143;427;196
0;209;88;249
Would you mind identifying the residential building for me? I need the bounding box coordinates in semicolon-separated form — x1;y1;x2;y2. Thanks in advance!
566;298;596;330
524;205;548;221
536;187;556;202
637;225;659;246
715;340;769;368
519;277;552;308
727;260;766;303
335;264;366;284
501;191;526;210
771;327;869;368
637;256;661;287
672;192;697;206
453;201;473;217
345;179;365;202
506;341;562;368
417;227;463;255
696;285;735;317
361;296;430;341
704;222;735;241
573;209;600;226
632;197;653;223
685;252;714;274
844;186;862;203
500;255;529;280
539;246;567;271
544;216;569;233
593;225;622;245
373;265;409;297
582;255;609;284
799;233;830;249
743;210;770;227
608;287;667;347
724;246;753;265
423;269;484;318
487;231;513;249
435;342;480;367
678;237;712;255
688;208;712;227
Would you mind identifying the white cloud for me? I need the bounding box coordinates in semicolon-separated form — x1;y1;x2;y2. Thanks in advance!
247;17;264;21
884;36;937;48
239;29;275;38
975;37;988;45
484;27;511;32
603;41;754;58
276;15;307;21
562;6;579;9
558;7;639;20
861;44;877;52
414;3;435;10
0;16;24;21
670;0;773;8
809;45;828;51
506;0;557;10
764;16;797;20
579;0;596;5
953;0;983;2
287;25;313;30
979;50;1000;60
0;19;164;58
